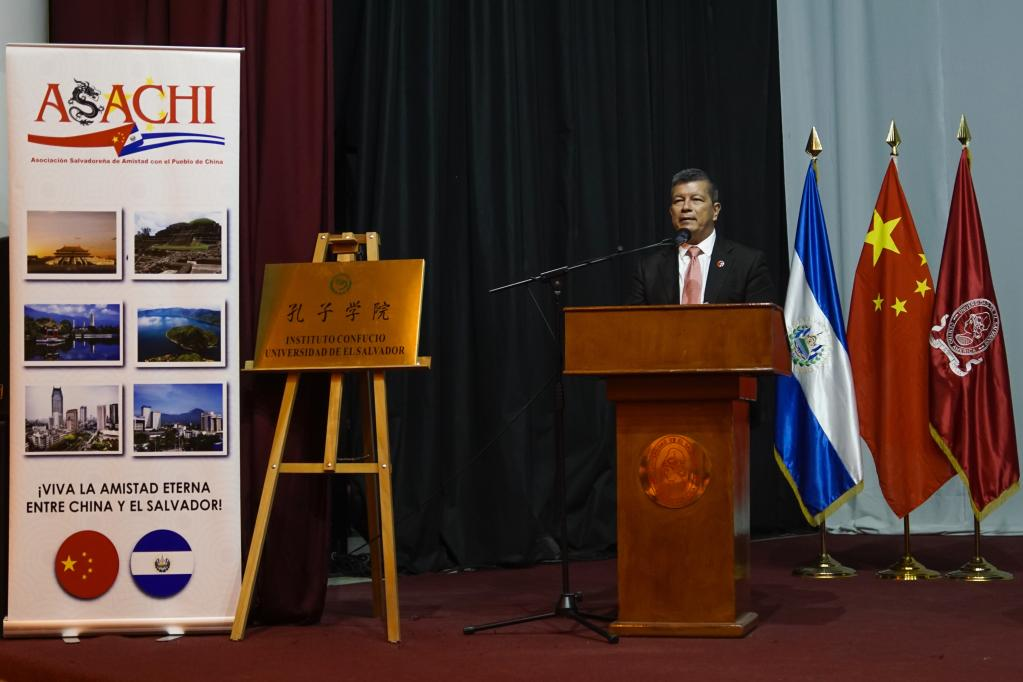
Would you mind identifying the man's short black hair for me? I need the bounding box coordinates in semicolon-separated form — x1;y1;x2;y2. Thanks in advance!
670;168;719;203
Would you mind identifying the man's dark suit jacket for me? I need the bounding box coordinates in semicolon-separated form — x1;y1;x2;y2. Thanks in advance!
627;234;775;305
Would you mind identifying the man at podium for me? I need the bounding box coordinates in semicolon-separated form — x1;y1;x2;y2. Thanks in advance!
581;169;787;638
627;168;775;305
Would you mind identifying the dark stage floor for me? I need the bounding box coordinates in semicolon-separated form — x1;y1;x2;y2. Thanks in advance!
2;533;1023;681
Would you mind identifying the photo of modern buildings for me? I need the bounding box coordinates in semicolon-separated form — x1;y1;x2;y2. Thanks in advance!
132;382;225;455
24;384;121;454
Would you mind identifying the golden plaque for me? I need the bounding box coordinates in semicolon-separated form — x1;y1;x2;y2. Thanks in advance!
639;435;711;509
252;259;424;370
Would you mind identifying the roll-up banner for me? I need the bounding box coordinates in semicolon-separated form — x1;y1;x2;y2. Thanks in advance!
5;44;241;637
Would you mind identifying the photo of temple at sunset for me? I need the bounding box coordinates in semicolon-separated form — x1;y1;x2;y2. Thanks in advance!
26;210;120;277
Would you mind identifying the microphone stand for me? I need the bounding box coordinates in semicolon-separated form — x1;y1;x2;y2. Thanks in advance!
462;236;676;643
487;236;679;295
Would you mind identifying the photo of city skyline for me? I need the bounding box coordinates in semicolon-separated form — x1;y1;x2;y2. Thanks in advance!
24;384;121;455
24;303;122;365
26;210;120;278
132;209;226;279
132;382;226;456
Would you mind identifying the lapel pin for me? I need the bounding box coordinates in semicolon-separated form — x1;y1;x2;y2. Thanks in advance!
716;260;725;268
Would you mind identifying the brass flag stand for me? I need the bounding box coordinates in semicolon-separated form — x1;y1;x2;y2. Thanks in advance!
946;518;1012;581
230;232;430;643
793;523;856;579
876;516;940;580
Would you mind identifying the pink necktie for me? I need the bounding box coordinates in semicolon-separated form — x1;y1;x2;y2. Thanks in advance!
681;245;703;304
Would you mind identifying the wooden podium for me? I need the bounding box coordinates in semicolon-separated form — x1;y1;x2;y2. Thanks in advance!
563;303;789;637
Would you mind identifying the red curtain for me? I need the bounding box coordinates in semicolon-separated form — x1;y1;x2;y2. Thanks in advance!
50;0;335;623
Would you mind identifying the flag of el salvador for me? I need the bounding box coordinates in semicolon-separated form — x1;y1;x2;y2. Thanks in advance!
774;161;863;524
130;529;194;598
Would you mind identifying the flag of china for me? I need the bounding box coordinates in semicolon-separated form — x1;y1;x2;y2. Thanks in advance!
847;159;954;518
54;530;119;599
929;149;1019;519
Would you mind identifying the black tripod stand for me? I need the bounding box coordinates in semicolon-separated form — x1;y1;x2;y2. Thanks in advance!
463;235;683;643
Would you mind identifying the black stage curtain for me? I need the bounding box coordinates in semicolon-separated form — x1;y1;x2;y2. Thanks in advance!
334;0;806;574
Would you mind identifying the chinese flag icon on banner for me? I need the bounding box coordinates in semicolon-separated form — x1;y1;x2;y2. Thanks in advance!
54;530;119;599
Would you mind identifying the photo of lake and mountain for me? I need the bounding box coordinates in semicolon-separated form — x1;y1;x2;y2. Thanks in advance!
24;303;122;365
136;306;224;366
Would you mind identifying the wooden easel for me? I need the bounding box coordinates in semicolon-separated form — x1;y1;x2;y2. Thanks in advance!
231;232;428;643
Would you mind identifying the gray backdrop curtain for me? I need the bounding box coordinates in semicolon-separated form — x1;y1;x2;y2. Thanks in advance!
778;0;1023;533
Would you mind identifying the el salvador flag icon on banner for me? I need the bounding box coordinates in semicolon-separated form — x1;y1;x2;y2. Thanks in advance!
130;529;194;598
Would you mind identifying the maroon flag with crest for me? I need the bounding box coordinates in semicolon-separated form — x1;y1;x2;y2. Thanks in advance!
929;149;1019;519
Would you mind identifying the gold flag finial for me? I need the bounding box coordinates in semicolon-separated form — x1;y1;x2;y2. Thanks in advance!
806;126;823;175
957;114;972;147
805;126;823;159
886;120;901;157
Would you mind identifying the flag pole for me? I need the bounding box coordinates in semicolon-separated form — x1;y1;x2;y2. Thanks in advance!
942;116;1012;582
790;126;856;579
872;121;941;581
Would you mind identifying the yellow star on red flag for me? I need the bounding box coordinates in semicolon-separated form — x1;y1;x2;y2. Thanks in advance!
865;210;902;265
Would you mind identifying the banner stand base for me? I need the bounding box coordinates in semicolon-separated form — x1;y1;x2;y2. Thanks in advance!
3;616;233;638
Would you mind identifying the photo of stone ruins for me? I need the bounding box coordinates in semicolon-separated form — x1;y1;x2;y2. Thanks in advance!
133;215;224;275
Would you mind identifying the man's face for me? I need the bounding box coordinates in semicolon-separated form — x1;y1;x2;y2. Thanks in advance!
668;180;720;245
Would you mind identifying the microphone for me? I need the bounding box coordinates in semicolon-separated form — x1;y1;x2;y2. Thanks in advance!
673;228;692;246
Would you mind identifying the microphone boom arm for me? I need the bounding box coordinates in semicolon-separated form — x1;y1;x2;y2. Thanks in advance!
489;235;680;294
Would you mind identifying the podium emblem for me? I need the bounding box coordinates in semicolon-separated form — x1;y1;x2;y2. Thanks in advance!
639;435;711;509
